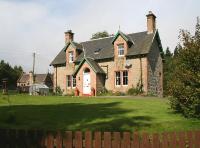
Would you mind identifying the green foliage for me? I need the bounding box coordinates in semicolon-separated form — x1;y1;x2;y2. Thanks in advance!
163;47;174;96
127;82;143;96
55;86;63;96
127;87;140;95
91;31;109;40
0;60;23;89
169;18;200;118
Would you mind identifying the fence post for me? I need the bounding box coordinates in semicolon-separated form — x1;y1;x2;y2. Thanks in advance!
140;132;151;148
112;132;121;148
168;132;177;148
55;131;62;148
85;131;92;148
178;131;186;148
94;132;101;148
121;132;131;148
46;132;54;148
187;131;194;148
162;132;169;148
63;131;72;148
152;133;160;148
75;131;82;148
194;131;200;147
132;132;140;148
104;132;111;148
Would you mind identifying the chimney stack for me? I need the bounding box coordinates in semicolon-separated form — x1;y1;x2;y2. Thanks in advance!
29;71;33;85
65;30;74;44
146;11;156;34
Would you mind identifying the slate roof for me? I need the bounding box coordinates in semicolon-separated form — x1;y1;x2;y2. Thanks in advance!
50;31;156;66
18;74;29;83
73;57;105;76
18;74;49;83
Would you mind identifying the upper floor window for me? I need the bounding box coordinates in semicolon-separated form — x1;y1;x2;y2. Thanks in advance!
118;44;124;56
69;51;74;63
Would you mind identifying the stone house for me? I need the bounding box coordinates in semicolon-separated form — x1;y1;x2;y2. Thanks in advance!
50;11;164;96
17;72;53;92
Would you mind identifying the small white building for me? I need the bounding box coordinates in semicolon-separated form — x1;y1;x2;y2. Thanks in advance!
29;84;49;96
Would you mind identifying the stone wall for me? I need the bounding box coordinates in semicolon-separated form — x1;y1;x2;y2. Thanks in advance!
147;37;163;96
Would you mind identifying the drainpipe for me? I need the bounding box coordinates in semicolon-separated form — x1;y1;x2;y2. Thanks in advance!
139;56;143;92
55;66;57;94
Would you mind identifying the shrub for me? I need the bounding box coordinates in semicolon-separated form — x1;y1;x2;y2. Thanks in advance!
127;87;140;95
55;86;63;96
127;82;143;96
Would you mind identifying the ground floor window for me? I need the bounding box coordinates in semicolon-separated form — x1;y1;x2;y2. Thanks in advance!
115;71;121;86
72;76;76;87
123;71;128;85
66;75;71;87
115;70;128;86
67;75;76;88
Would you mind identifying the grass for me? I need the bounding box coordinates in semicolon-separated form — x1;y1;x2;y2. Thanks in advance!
0;94;200;133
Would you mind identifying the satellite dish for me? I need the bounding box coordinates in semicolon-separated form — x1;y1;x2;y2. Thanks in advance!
125;61;132;68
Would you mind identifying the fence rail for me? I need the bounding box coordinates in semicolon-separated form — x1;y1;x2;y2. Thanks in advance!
0;129;200;148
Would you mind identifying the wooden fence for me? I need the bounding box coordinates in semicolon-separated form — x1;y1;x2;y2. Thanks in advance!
0;129;200;148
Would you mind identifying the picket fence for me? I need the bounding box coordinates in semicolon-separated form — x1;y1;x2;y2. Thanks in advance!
0;129;200;148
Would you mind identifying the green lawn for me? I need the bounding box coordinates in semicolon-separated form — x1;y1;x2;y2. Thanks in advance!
0;94;200;133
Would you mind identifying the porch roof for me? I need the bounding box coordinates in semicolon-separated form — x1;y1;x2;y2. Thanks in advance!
72;57;106;76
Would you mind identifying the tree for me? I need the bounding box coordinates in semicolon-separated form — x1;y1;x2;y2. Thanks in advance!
169;18;200;118
0;60;23;89
165;47;173;57
91;31;109;40
163;47;174;96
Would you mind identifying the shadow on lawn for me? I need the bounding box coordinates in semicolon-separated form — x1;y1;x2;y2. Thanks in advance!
0;102;153;131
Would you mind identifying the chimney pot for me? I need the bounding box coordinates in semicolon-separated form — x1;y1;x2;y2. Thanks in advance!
65;29;74;43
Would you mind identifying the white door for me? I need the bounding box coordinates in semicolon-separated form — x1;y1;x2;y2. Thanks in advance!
83;73;91;94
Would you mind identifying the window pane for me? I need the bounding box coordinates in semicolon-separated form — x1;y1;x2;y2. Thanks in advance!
67;75;71;87
69;51;74;62
72;76;76;87
115;71;121;85
118;44;124;56
123;71;128;85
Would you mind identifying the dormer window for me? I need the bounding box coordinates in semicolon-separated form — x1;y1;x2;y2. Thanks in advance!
69;51;74;63
118;44;124;56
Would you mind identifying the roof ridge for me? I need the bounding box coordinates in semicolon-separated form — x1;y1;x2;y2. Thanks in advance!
80;31;147;44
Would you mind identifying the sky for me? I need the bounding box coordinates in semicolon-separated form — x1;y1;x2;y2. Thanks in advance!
0;0;199;73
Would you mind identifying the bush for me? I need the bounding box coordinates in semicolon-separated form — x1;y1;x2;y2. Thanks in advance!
127;87;140;95
127;83;143;96
55;86;63;96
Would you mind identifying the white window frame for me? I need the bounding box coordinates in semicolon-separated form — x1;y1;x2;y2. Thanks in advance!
66;75;71;88
122;71;128;86
72;76;76;88
115;71;121;86
117;44;125;57
69;51;74;63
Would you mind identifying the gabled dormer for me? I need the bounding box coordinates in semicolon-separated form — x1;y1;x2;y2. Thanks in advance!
112;30;133;58
64;30;82;65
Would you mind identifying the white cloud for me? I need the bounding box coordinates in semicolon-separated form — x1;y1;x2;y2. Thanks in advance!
0;0;199;73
